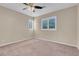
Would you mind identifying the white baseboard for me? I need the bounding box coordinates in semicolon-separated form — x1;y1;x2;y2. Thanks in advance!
37;37;77;48
0;38;32;47
0;37;78;49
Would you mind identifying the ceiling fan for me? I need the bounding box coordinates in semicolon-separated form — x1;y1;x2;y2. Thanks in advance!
23;3;45;12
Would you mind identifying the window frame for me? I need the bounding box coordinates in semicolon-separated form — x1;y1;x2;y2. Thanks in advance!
41;16;57;31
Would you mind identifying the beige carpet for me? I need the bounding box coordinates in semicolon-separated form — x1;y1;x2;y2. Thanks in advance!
0;39;79;56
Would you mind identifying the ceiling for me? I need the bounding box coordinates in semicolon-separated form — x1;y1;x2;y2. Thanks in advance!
0;3;78;17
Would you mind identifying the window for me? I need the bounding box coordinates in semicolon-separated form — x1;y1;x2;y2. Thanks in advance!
27;19;34;30
49;18;55;29
42;19;48;29
41;16;57;30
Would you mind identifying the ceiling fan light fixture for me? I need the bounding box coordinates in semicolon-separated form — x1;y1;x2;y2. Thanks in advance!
27;6;35;12
23;3;45;12
31;7;35;12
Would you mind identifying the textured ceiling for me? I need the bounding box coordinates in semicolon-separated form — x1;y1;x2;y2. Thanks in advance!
0;3;78;17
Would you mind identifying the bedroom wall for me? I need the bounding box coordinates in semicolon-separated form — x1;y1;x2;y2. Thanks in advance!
0;6;32;46
77;5;79;49
0;4;78;47
35;6;77;47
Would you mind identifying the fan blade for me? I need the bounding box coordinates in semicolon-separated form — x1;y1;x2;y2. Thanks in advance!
23;3;33;6
34;6;45;9
23;3;28;5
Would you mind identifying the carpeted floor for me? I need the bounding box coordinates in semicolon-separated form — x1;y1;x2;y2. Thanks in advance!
0;39;79;56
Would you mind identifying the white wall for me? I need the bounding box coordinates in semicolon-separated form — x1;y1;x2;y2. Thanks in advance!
77;5;79;49
0;6;33;46
35;6;77;47
0;5;78;47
